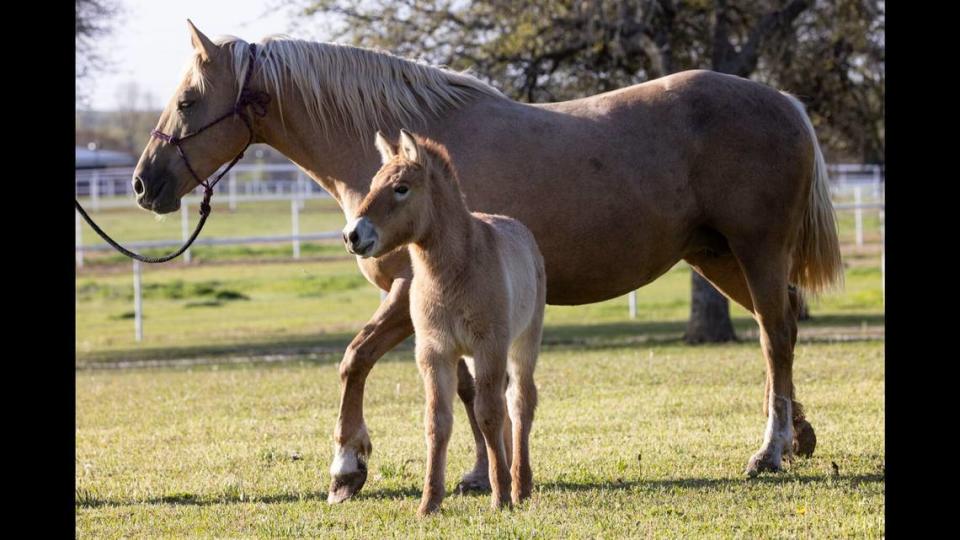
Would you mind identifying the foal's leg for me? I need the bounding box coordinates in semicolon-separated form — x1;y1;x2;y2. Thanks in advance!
417;346;458;516
472;346;513;509
455;359;493;494
506;323;541;504
328;278;414;503
729;245;799;476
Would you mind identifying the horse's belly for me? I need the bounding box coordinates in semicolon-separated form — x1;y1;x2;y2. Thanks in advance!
540;241;683;305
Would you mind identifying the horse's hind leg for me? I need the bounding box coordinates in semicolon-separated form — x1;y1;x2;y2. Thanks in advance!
720;242;799;475
458;360;517;496
506;322;541;504
686;250;816;460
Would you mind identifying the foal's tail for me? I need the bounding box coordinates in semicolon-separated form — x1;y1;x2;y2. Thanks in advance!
781;92;844;295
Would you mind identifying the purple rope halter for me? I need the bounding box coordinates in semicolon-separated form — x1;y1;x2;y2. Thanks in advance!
75;43;270;264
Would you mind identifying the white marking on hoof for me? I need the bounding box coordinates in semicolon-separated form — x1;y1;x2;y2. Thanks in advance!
330;446;361;477
756;394;794;467
330;424;371;477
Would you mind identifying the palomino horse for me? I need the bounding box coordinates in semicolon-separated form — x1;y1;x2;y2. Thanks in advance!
344;129;546;515
133;23;842;502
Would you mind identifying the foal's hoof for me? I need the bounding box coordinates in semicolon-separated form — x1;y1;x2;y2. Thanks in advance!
745;451;782;477
793;419;817;458
456;470;492;494
327;464;368;504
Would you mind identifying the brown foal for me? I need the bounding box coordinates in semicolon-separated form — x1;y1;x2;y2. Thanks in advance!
343;130;546;515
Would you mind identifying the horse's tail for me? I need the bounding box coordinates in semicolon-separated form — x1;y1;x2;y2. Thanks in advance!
781;92;844;295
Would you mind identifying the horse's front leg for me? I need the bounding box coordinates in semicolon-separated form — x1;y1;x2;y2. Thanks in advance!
328;277;413;503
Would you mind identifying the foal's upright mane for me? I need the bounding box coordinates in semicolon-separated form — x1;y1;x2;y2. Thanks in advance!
188;35;505;137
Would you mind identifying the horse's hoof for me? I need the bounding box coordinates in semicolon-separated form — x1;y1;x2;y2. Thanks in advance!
417;499;442;517
327;465;368;504
793;419;817;458
745;451;782;477
456;471;491;494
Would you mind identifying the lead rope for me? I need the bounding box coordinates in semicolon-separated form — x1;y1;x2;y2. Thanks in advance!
74;43;268;264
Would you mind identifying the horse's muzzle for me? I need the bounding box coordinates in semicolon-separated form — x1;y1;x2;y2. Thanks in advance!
342;218;378;257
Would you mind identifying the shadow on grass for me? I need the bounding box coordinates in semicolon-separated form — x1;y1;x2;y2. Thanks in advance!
77;472;883;509
543;313;885;349
540;471;884;494
77;313;883;370
76;485;424;509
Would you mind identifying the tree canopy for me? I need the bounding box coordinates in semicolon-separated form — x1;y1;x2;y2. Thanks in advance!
293;0;883;162
76;0;121;106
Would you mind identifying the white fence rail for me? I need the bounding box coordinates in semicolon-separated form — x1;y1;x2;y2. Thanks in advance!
76;163;883;342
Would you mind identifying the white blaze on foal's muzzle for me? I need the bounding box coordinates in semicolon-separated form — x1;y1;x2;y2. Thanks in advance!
342;217;378;257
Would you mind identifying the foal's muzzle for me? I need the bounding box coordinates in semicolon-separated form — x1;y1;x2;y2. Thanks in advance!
342;217;378;257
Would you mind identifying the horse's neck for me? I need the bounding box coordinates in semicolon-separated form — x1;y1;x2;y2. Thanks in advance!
257;91;377;216
256;82;510;220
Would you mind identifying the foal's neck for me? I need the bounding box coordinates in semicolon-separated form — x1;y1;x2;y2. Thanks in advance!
409;167;475;287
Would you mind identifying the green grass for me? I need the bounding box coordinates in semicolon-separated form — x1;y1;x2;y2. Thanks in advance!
76;340;884;537
75;199;884;536
76;252;883;365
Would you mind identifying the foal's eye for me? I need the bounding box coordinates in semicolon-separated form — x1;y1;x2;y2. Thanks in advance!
177;100;194;111
394;185;409;196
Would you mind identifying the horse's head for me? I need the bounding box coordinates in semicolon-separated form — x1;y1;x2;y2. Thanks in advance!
343;130;435;258
132;21;257;214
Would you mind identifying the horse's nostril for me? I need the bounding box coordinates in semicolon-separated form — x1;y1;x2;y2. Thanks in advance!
342;232;349;244
133;177;145;196
348;230;359;244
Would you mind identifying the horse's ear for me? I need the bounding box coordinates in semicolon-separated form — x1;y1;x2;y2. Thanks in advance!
187;19;218;62
374;131;396;164
398;129;421;164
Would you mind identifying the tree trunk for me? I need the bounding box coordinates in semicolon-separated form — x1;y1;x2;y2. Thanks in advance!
797;290;811;321
684;272;737;344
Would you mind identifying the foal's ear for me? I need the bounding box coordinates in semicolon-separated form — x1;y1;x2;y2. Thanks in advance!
187;19;219;62
398;129;421;164
374;131;397;164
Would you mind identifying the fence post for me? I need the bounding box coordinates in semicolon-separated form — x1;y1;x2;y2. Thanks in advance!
91;169;100;211
628;290;637;319
854;186;863;247
133;260;143;342
75;210;84;269
181;202;192;264
229;170;238;211
880;209;885;306
297;170;307;210
291;198;301;259
872;165;881;201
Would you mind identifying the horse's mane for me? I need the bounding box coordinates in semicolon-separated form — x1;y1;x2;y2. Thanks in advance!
189;35;504;137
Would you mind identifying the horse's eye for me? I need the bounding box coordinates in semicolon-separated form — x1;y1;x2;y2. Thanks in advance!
394;185;409;195
177;100;194;111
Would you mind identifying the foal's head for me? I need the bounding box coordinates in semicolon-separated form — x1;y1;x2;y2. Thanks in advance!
343;129;462;258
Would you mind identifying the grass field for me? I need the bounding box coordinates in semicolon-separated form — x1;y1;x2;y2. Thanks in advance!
76;340;884;537
75;197;884;537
